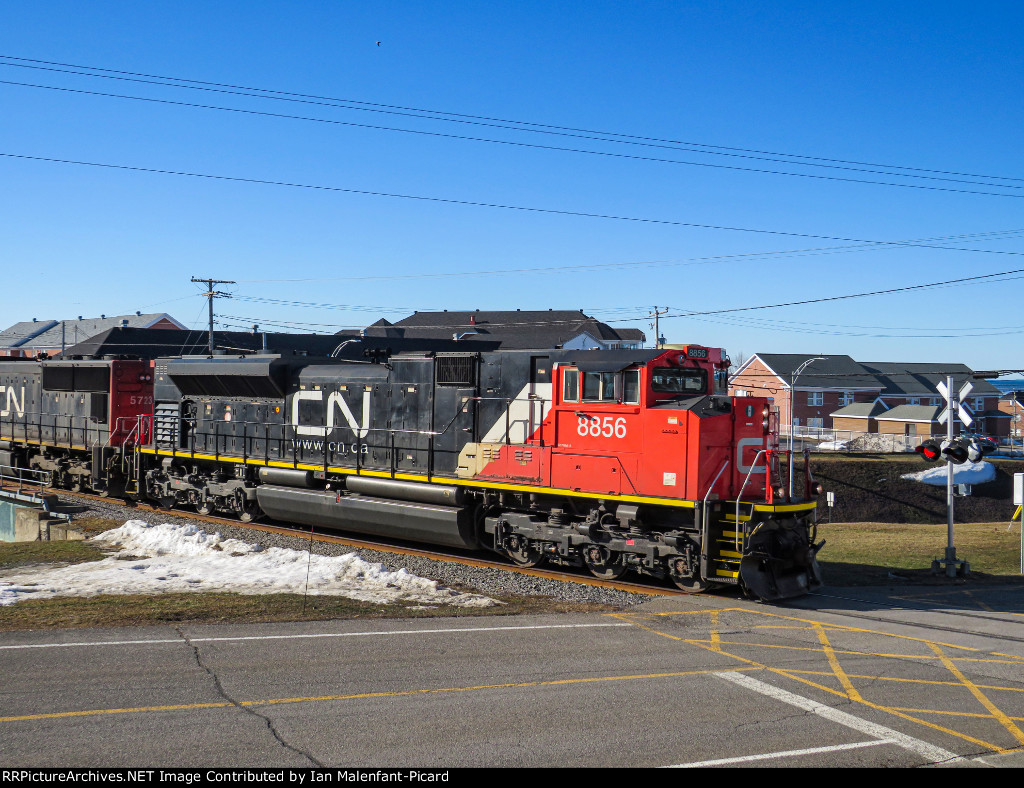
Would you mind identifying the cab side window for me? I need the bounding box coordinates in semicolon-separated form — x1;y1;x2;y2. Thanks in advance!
623;369;640;404
562;369;580;403
582;372;617;402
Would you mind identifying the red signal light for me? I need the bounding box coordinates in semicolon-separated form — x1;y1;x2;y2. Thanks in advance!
915;440;942;461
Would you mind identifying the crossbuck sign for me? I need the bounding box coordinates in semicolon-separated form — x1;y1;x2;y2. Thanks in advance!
936;379;973;427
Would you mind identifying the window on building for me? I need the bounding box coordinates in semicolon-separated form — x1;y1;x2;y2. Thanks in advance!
807;418;824;429
807;391;823;406
973;397;985;411
839;391;854;406
908;397;920;405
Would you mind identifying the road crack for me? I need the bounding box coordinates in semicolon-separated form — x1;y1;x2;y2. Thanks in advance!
176;627;324;767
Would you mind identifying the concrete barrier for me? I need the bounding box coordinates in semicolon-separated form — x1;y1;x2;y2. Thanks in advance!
1;501;83;542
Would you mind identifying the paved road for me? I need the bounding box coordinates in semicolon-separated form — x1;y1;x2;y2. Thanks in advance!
3;583;1024;768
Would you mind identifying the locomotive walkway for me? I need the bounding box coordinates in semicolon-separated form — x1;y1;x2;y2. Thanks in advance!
2;584;1023;767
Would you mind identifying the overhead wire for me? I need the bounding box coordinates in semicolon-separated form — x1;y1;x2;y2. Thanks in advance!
2;75;1022;199
5;151;1024;264
2;54;1021;188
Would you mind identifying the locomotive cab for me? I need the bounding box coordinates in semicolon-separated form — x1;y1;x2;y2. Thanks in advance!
546;345;821;597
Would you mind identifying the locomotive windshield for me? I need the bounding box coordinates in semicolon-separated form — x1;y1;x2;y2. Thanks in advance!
650;367;707;394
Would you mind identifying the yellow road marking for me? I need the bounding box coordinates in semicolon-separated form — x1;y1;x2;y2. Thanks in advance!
614;608;1013;754
926;641;1024;745
0;665;756;725
885;706;1024;721
814;623;863;703
781;670;1024;692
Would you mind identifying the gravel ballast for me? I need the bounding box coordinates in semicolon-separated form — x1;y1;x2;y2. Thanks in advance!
74;498;656;609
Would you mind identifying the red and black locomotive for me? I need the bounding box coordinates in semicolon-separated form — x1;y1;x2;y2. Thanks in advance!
0;340;824;600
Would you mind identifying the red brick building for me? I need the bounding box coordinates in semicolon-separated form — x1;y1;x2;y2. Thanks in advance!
729;354;1008;439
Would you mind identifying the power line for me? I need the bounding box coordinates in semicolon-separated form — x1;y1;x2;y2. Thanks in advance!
658;269;1024;322
2;54;1021;188
191;276;234;356
5;151;1024;261
229;229;1024;284
3;75;1021;199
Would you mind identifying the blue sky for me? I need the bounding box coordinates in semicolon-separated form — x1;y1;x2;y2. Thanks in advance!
1;2;1022;373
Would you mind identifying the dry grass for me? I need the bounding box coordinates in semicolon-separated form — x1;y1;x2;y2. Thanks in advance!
817;520;1024;586
0;591;614;632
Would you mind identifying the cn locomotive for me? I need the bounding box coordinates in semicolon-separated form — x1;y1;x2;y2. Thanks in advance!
0;356;153;495
0;341;824;600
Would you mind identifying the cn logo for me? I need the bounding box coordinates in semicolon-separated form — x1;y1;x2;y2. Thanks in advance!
291;390;371;438
0;385;25;418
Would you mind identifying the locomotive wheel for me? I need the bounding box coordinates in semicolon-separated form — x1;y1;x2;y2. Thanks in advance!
196;501;213;516
670;574;709;594
504;536;544;568
668;556;709;593
583;546;628;580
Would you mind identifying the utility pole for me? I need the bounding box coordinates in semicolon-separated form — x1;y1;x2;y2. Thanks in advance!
191;277;235;356
648;307;668;348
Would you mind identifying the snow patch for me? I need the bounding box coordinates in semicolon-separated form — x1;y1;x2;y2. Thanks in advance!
900;461;996;486
0;520;499;608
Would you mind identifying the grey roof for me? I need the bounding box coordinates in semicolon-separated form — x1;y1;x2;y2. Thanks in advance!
860;362;1000;396
746;353;881;389
830;401;889;419
356;310;645;350
0;320;59;349
0;314;186;351
874;404;943;422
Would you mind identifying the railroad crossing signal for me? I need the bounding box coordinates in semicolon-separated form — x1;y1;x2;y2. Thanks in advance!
916;436;989;464
936;379;973;427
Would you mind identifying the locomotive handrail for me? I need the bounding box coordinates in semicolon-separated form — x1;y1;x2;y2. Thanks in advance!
700;459;730;577
735;449;766;552
149;391;553;478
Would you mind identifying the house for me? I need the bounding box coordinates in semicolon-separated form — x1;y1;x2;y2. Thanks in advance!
849;362;1006;438
729;353;1008;438
352;310;646;350
0;314;186;358
728;353;881;433
997;391;1024;439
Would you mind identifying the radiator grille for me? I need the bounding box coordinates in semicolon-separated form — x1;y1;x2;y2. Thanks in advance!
435;355;476;386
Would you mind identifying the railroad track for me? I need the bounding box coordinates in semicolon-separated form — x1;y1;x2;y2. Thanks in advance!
49;488;688;599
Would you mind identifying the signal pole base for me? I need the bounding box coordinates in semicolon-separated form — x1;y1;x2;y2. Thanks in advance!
931;548;971;578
